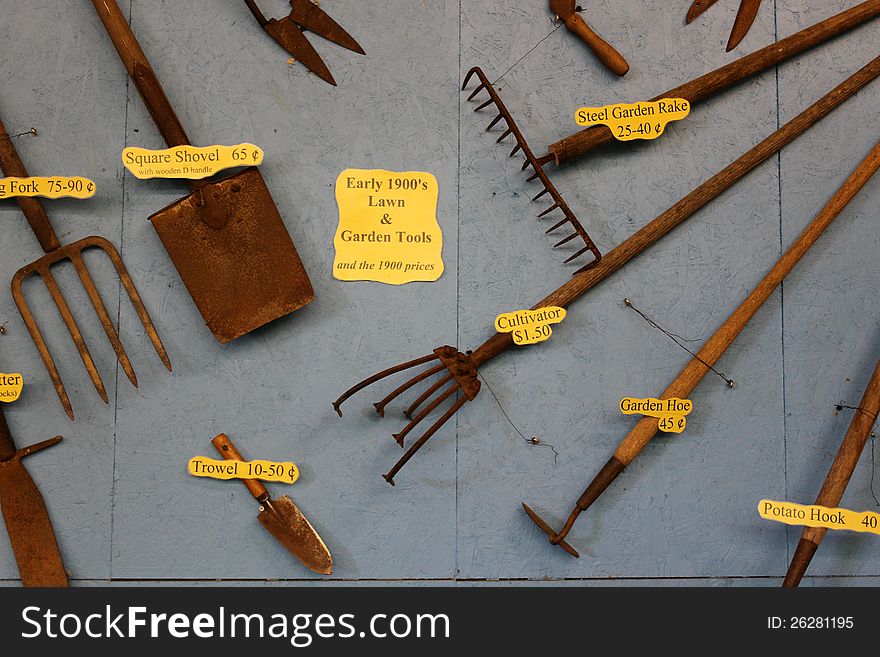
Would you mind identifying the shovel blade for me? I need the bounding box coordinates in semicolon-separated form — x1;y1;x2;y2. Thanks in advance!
259;496;332;575
150;167;314;343
0;459;67;586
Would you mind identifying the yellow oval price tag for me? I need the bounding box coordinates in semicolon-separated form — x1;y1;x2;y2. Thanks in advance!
187;457;299;484
122;143;264;180
0;373;24;403
619;397;693;434
494;307;566;346
0;177;95;200
575;99;690;141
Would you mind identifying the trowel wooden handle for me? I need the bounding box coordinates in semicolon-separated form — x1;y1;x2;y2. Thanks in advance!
91;0;191;148
0;116;61;253
212;434;268;501
565;14;629;77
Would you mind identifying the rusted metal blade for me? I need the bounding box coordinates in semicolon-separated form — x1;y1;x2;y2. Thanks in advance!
373;363;446;417
686;0;720;24
727;0;762;50
0;458;68;586
259;495;332;575
265;18;336;85
289;0;365;54
392;381;459;447
522;503;579;558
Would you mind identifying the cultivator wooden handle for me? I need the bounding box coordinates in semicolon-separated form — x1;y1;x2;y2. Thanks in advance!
547;0;880;165
91;0;190;148
784;353;880;587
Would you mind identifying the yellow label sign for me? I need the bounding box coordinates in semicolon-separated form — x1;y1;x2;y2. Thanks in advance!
188;457;299;484
0;177;95;199
575;99;690;141
494;307;566;346
759;499;880;536
619;397;692;433
122;143;264;180
0;373;23;403
333;168;443;285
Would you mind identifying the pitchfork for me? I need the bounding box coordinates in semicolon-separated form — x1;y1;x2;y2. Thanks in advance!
334;54;880;485
0;116;171;420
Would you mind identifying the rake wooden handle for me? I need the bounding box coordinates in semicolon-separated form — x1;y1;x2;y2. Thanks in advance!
547;0;880;165
0;116;61;253
784;353;880;587
470;54;880;370
91;0;191;148
565;14;629;77
212;433;269;502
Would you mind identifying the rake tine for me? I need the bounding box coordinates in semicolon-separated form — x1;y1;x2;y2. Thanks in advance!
466;85;486;101
564;245;594;264
91;237;171;373
532;188;549;202
383;394;469;486
475;98;495;112
373;363;445;418
391;381;458;447
538;203;560;218
333;353;439;416
496;127;514;143
404;372;454;420
526;171;540;183
546;216;569;232
553;233;580;248
39;266;108;404
510;143;522;157
69;252;138;388
11;272;74;420
486;114;505;131
521;159;533;171
462;67;482;91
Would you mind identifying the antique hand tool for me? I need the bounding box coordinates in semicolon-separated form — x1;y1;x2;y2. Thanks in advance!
687;0;763;52
548;1;629;76
524;136;880;557
0;403;67;586
0;115;170;421
212;434;332;575
783;353;880;587
464;1;880;271
336;55;880;485
93;0;314;344
244;0;365;86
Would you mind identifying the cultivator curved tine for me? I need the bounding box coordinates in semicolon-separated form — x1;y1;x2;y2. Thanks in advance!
462;66;602;274
334;346;481;484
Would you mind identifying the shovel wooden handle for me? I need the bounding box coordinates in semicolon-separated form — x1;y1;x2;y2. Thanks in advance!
91;0;191;148
547;0;880;164
0;406;15;463
565;14;629;77
212;433;268;501
0;116;61;253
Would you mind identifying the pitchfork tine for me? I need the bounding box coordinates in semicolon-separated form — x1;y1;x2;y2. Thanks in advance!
333;354;438;416
384;395;469;486
94;236;171;373
405;372;454;420
69;252;138;387
392;381;458;447
373;363;445;417
11;273;74;420
39;267;108;404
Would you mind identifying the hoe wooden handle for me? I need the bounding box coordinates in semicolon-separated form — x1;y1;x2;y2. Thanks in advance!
565;14;629;77
91;0;191;148
212;433;268;502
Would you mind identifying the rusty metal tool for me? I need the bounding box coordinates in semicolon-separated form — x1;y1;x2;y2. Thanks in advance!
0;403;67;586
687;0;764;52
783;353;880;587
336;55;880;485
212;433;332;575
244;0;365;86
464;1;880;271
549;1;629;76
0;116;170;421
524;136;880;558
93;0;314;344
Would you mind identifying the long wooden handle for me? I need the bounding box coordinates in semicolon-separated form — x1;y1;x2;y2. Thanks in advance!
212;433;268;501
614;137;880;465
0;115;60;253
91;0;191;147
548;0;880;164
565;14;629;77
469;55;880;370
0;406;15;462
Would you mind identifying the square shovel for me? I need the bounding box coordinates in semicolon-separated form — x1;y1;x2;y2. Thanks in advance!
93;0;314;343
